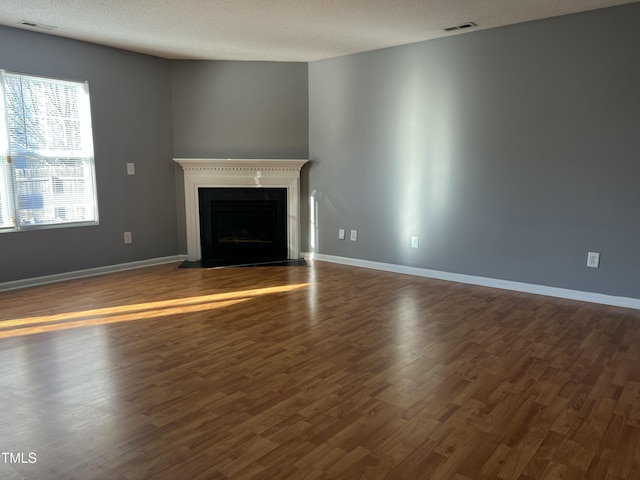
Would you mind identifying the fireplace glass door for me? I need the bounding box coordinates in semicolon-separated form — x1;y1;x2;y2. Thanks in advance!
198;188;287;263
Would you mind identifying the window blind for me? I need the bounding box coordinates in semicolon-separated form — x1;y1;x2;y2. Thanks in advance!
0;70;98;230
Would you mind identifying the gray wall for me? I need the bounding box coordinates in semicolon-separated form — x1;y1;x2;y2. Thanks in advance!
0;26;177;283
172;60;308;159
171;60;309;252
309;4;640;298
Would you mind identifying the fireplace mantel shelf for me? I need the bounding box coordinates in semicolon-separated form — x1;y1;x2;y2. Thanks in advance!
174;158;308;171
174;158;308;262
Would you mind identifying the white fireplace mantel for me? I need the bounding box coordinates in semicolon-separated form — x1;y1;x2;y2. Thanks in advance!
174;158;308;262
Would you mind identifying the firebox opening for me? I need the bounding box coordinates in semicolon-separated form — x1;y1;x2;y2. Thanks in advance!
198;187;287;263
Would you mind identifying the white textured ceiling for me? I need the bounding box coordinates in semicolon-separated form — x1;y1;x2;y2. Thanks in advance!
0;0;636;61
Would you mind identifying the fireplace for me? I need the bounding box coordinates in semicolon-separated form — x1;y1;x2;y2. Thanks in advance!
174;158;308;262
198;187;287;263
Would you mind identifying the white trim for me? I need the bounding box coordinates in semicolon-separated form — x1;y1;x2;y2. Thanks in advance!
174;158;308;262
308;253;640;310
0;255;187;292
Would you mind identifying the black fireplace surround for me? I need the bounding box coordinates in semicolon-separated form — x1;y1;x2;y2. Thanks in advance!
198;187;287;264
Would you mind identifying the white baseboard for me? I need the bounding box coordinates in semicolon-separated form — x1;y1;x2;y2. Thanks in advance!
306;253;640;310
6;252;638;311
0;255;187;292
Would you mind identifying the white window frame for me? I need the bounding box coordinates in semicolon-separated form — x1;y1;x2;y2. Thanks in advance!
0;70;99;232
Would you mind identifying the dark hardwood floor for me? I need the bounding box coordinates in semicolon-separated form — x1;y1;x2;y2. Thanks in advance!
0;260;639;479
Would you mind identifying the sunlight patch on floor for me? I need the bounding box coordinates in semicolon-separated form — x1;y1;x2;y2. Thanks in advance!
0;283;311;338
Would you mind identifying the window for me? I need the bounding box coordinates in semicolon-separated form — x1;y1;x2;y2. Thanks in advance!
0;70;98;231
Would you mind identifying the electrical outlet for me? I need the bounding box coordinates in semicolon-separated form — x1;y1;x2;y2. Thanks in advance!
350;230;357;241
587;251;600;268
126;163;136;175
411;236;419;249
338;228;345;240
124;231;132;244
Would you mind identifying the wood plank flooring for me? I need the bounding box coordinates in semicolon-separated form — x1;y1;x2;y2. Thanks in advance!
0;260;639;479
